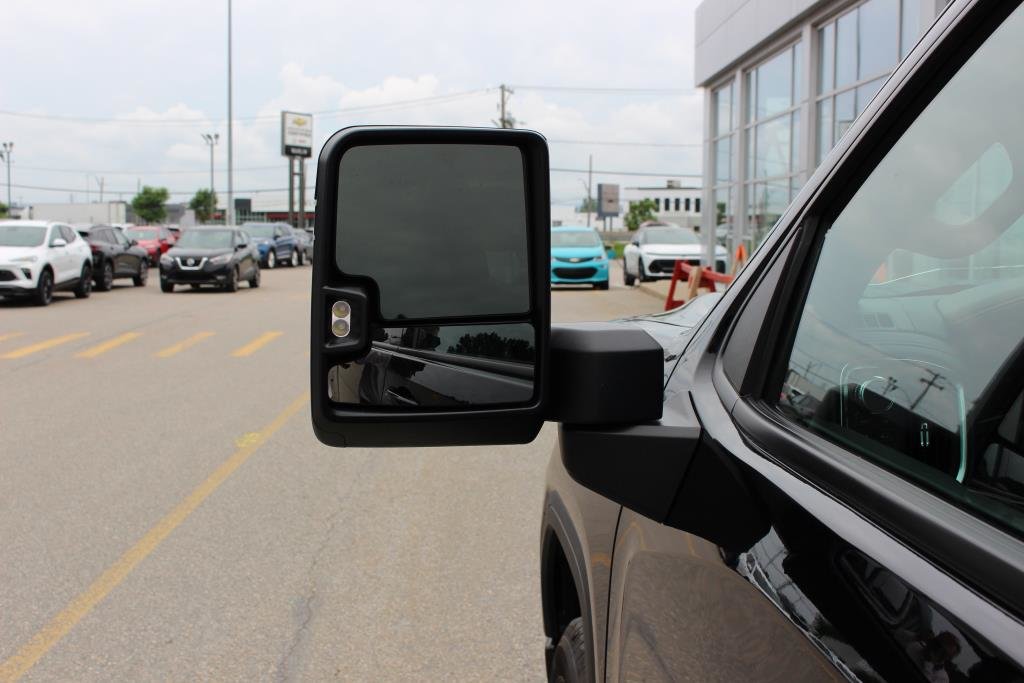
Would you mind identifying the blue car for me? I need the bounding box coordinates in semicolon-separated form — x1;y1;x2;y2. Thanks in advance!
550;226;609;289
240;222;299;269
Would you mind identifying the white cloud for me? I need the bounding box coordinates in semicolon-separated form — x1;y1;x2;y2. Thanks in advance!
0;0;703;213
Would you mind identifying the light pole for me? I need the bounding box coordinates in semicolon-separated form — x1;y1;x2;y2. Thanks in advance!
201;133;219;194
0;142;13;212
226;0;234;227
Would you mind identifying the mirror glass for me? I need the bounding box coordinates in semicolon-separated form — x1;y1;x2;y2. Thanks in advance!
327;322;534;407
336;143;529;320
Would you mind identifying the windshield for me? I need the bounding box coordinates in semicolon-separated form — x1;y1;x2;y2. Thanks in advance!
243;224;275;239
551;230;602;248
642;228;699;245
124;228;157;240
0;225;47;247
175;230;234;249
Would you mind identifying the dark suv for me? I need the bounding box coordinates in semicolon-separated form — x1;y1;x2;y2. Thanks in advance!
308;2;1024;680
159;227;259;292
76;225;149;290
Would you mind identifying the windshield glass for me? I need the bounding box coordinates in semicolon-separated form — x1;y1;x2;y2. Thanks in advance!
243;224;275;239
124;228;157;240
642;228;699;245
175;230;234;249
0;225;47;247
551;230;602;248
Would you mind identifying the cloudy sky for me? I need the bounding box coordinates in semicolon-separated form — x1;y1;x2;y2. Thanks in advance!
1;0;703;215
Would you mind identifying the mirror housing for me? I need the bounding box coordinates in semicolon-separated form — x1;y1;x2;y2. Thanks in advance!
51;238;67;248
310;126;551;448
129;239;139;247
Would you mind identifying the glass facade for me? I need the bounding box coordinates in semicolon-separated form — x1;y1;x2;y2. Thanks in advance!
816;0;924;163
705;0;934;263
711;82;736;253
743;41;804;250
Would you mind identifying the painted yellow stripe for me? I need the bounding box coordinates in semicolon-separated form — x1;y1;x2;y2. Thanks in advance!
154;331;214;358
230;330;282;357
0;392;310;683
0;332;25;343
0;333;90;359
75;332;142;359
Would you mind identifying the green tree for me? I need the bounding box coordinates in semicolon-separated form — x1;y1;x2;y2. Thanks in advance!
0;202;7;218
578;196;597;213
189;188;218;223
624;198;657;231
131;186;170;223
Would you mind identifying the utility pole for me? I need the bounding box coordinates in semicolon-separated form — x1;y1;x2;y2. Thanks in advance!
579;155;593;227
95;176;105;203
0;142;11;211
226;0;235;226
496;84;515;129
201;133;219;194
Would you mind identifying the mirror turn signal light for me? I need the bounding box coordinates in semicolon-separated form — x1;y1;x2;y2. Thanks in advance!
331;300;352;337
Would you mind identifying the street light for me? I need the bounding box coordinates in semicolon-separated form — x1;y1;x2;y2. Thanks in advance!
201;133;219;194
0;142;12;212
226;0;234;227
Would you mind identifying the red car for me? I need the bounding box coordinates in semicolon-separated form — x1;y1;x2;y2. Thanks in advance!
123;226;176;265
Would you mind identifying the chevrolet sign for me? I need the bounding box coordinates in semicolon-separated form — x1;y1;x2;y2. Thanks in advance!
281;111;313;158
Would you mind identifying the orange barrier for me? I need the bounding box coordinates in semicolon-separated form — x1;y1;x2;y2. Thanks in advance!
664;261;735;311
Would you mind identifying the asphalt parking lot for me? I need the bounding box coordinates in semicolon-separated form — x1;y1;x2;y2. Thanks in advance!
0;261;661;681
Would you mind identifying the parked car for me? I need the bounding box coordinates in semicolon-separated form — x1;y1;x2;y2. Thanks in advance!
550;226;609;289
293;228;314;265
307;3;1024;678
0;220;93;305
123;225;176;265
622;223;728;285
241;222;299;268
159;227;259;292
77;224;149;290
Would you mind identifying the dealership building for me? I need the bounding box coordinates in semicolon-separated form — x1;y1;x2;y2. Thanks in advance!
695;0;948;265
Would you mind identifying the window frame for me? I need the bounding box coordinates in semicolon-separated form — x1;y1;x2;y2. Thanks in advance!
717;0;1024;619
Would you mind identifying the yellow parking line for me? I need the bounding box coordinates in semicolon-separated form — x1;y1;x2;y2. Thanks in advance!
230;331;282;357
0;332;25;343
75;332;142;359
0;333;90;360
0;392;310;683
155;331;215;358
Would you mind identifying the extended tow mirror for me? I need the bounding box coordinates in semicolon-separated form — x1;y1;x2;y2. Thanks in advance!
310;126;551;447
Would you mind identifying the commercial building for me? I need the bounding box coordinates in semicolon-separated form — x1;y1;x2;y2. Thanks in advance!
28;201;128;224
695;0;948;265
623;181;703;231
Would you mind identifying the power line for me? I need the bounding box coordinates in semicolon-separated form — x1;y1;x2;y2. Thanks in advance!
7;182;300;197
547;139;701;148
550;167;700;178
512;85;691;94
16;164;281;175
0;89;493;127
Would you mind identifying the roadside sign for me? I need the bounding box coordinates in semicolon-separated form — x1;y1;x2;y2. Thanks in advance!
281;111;313;157
597;183;620;217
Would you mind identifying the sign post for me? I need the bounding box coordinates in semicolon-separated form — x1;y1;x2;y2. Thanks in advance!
597;183;620;232
281;111;313;228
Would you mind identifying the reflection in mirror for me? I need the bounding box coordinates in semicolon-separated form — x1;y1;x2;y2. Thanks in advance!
336;144;529;320
327;323;535;408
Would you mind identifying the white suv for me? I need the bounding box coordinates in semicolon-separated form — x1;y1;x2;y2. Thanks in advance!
0;221;93;305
